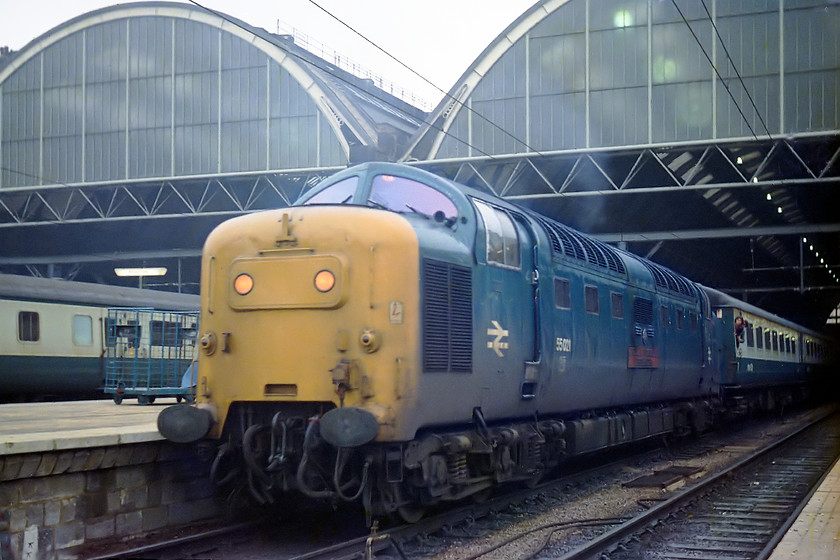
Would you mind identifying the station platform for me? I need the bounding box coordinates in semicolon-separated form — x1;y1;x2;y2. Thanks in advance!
768;454;840;559
0;398;169;455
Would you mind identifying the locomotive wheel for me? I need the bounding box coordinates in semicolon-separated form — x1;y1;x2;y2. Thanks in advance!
397;504;426;524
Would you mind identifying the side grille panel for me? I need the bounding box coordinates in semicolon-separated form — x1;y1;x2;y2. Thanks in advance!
422;259;473;373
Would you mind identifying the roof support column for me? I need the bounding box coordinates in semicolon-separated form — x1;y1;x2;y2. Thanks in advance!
125;19;130;180
38;52;43;185
584;0;591;148
779;0;785;134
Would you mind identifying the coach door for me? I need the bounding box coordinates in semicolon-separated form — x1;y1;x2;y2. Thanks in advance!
473;200;540;401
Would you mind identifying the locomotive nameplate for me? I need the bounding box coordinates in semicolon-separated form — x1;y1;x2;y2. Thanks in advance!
628;346;659;368
228;254;348;309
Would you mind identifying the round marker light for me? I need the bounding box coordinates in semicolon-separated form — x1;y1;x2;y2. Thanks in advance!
314;269;336;293
234;273;254;295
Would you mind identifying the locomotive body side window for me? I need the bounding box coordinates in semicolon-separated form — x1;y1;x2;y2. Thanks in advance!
554;278;571;309
584;285;599;315
302;176;360;205
73;315;93;346
675;308;684;330
660;305;669;328
369;175;458;220
18;311;40;342
474;199;520;269
611;292;624;319
690;312;698;332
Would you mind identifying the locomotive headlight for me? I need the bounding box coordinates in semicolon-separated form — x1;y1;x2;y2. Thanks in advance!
314;269;336;293
233;273;254;295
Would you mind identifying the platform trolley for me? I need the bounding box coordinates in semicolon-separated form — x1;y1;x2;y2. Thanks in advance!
104;307;199;404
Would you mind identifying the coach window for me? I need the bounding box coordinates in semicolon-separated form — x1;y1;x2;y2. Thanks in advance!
611;292;624;319
772;331;779;351
474;199;520;269
584;285;599;315
765;330;771;350
756;326;763;349
746;322;754;347
554;278;571;309
792;338;796;355
73;315;93;346
18;311;40;342
302;176;359;205
785;336;791;354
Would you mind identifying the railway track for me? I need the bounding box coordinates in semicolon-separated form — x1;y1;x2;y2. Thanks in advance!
85;406;839;560
554;409;840;560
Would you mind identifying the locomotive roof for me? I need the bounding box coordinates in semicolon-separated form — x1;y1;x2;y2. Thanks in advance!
0;273;199;311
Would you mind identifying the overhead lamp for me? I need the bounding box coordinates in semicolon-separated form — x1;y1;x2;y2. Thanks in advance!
736;156;743;164
115;267;168;277
777;206;783;214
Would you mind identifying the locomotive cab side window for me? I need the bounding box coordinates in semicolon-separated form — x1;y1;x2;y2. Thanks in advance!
474;199;520;269
18;311;40;342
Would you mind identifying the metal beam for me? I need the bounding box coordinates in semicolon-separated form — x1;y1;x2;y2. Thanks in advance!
593;223;840;243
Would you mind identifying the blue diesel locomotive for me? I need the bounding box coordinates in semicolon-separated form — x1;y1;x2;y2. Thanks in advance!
159;162;834;521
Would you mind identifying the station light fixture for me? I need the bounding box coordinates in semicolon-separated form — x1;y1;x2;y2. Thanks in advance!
114;267;167;277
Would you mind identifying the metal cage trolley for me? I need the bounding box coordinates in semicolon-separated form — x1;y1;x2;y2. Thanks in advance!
105;308;199;404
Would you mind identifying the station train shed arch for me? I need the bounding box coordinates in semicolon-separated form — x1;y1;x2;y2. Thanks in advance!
0;0;838;332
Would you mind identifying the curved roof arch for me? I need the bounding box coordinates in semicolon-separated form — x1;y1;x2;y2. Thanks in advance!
405;0;840;161
402;0;567;160
0;1;424;188
0;1;360;149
